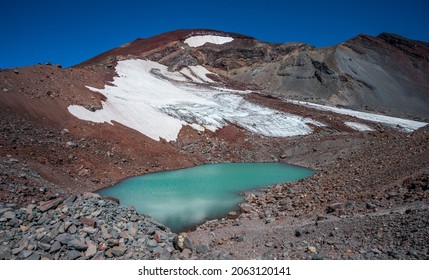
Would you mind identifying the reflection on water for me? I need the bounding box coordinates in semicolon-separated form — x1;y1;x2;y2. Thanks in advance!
98;163;315;232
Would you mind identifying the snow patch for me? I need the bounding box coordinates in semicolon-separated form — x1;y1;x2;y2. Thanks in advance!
289;100;427;132
68;59;322;141
180;66;215;83
184;35;234;47
345;121;374;132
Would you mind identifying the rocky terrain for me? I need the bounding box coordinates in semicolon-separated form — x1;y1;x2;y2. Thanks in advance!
0;29;428;260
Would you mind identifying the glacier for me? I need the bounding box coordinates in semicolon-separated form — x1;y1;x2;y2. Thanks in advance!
68;59;322;141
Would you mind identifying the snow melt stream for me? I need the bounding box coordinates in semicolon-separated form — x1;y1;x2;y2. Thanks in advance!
68;59;321;141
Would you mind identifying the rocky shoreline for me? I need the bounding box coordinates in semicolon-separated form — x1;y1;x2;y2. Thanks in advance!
1;168;427;260
189;171;429;260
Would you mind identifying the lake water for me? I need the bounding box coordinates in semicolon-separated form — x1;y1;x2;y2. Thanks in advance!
97;163;315;232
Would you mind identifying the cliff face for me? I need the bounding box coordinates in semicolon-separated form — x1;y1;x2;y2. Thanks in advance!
77;29;429;119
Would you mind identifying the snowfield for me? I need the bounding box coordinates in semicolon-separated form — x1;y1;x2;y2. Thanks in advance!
288;100;427;132
180;66;215;83
68;59;321;141
345;121;374;132
184;35;234;47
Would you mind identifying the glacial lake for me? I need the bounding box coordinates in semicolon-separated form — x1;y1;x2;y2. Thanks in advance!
97;163;315;232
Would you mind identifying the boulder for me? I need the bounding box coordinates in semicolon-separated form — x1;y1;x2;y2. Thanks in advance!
2;211;15;220
49;241;62;254
239;203;253;213
85;242;97;258
173;233;193;252
79;217;96;228
68;239;88;251
55;233;73;245
37;197;64;212
103;196;120;204
111;245;127;257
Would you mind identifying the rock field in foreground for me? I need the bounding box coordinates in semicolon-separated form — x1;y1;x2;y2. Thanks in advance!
0;193;191;260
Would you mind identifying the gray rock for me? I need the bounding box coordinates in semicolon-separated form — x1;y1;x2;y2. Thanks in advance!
130;215;139;222
0;194;178;260
85;242;97;258
64;195;77;205
82;227;98;235
92;251;105;260
55;233;73;245
100;226;111;239
49;241;62;254
20;250;33;259
37;197;64;212
2;211;16;220
40;235;52;244
146;239;158;248
26;252;41;260
8;158;19;164
78;168;90;177
110;229;119;239
111;245;127;257
7;217;19;227
66;141;78;148
107;239;119;247
119;231;131;239
82;192;100;199
41;254;54;260
326;202;344;213
312;254;324;260
67;250;81;260
239;203;254;213
129;226;138;237
68;224;77;234
12;246;24;255
37;242;51;251
103;196;120;204
68;239;88;251
180;248;192;259
196;244;209;254
371;248;382;254
0;208;12;216
408;248;419;258
366;202;377;209
0;246;12;259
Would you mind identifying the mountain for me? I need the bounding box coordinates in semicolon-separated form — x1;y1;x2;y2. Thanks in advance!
0;29;428;260
78;29;429;120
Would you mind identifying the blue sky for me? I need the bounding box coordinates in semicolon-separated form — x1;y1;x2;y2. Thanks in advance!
1;0;428;68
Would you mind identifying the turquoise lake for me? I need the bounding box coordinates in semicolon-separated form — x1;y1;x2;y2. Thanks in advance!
97;163;315;232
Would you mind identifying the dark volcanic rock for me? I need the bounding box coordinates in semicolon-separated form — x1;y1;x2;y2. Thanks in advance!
0;194;178;260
